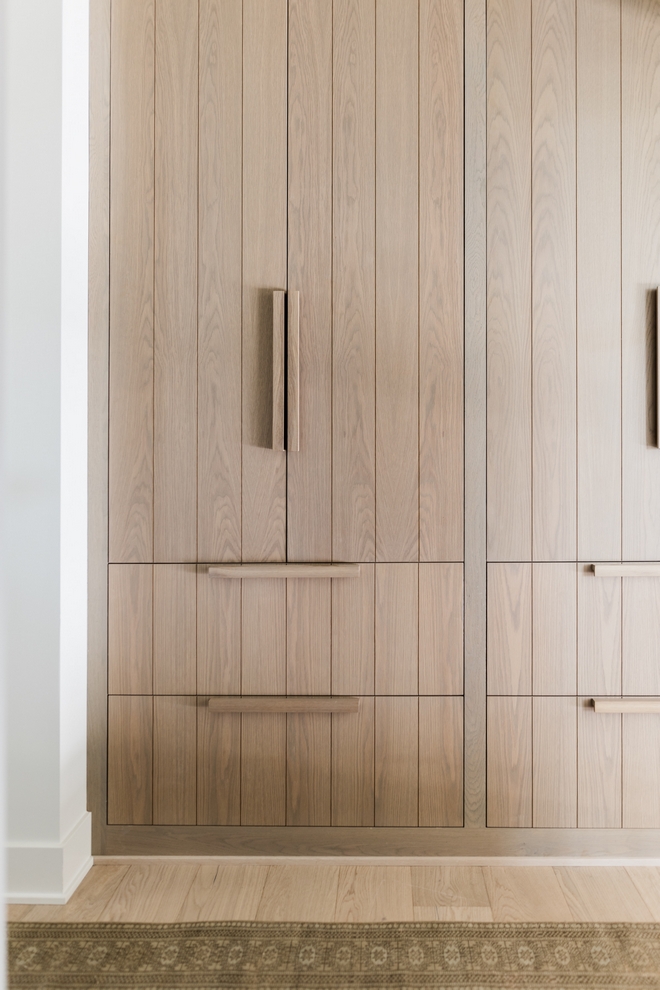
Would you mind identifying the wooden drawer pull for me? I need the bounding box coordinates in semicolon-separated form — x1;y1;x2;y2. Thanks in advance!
272;290;285;451
592;563;660;577
208;696;360;714
208;563;361;579
592;698;660;714
287;291;300;451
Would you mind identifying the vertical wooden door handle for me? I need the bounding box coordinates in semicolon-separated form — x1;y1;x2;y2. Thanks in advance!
272;290;285;450
657;287;660;449
288;291;300;451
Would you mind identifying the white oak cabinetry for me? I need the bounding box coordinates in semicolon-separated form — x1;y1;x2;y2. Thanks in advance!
104;0;464;832
486;0;660;828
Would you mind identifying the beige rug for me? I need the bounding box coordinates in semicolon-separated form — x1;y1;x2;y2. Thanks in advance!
8;921;660;988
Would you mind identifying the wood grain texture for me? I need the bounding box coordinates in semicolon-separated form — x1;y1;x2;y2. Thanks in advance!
332;562;375;695
108;565;152;695
487;696;532;827
419;564;464;695
178;864;268;921
411;867;492;921
196;567;241;696
375;0;419;562
486;0;532;561
272;290;285;451
88;0;111;847
533;563;577;695
107;696;152;825
464;0;488;827
487;562;531;695
332;698;375;826
623;714;660;827
419;697;463;826
577;567;621;696
153;565;196;695
622;0;660;559
419;0;464;560
375;563;418;695
286;579;331;694
533;697;577;827
483;867;572;921
374;697;418;826
555;867;653;922
153;696;196;825
98;864;199;923
197;0;242;562
594;563;660;577
287;0;332;558
332;0;376;563
241;714;286;825
287;291;301;452
241;579;286;695
108;0;154;562
197;704;240;826
209;698;360;714
242;0;287;562
532;0;577;561
335;866;415;922
153;0;198;562
623;578;660;694
256;865;340;922
287;714;332;825
576;0;621;561
594;698;660;714
15;865;130;923
626;868;660;922
208;563;361;578
578;698;621;828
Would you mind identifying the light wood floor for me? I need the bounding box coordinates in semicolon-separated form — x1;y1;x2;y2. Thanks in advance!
7;863;660;924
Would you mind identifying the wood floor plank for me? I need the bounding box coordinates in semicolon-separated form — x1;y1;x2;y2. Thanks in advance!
335;866;414;922
98;865;199;923
177;864;268;922
15;867;129;923
483;867;573;922
626;867;660;921
411;867;492;921
256;865;339;922
555;867;654;922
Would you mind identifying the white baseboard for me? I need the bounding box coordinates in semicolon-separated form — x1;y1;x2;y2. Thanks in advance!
7;811;93;904
94;853;660;868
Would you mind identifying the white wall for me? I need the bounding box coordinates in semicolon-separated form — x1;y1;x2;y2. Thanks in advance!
1;0;91;904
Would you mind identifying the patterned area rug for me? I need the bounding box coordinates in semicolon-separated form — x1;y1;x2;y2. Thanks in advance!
8;921;660;989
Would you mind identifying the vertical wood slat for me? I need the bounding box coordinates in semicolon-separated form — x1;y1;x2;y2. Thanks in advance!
531;0;577;561
419;564;464;695
153;696;197;825
375;697;418;826
578;699;621;828
333;0;376;563
332;563;374;695
153;565;196;694
108;565;153;694
287;0;332;561
486;0;532;561
622;0;660;560
331;698;375;826
375;564;418;695
286;715;331;825
419;0;464;562
107;696;153;825
623;578;660;695
375;0;419;563
198;0;242;562
197;568;241;696
487;563;532;695
242;0;287;562
419;697;463;826
154;0;198;562
487;696;532;827
197;702;241;826
108;0;154;563
577;567;621;696
533;697;577;827
533;563;577;695
241;714;287;825
576;0;621;562
623;714;660;827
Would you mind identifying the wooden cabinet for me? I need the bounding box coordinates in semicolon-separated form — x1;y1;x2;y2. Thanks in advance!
105;0;465;831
